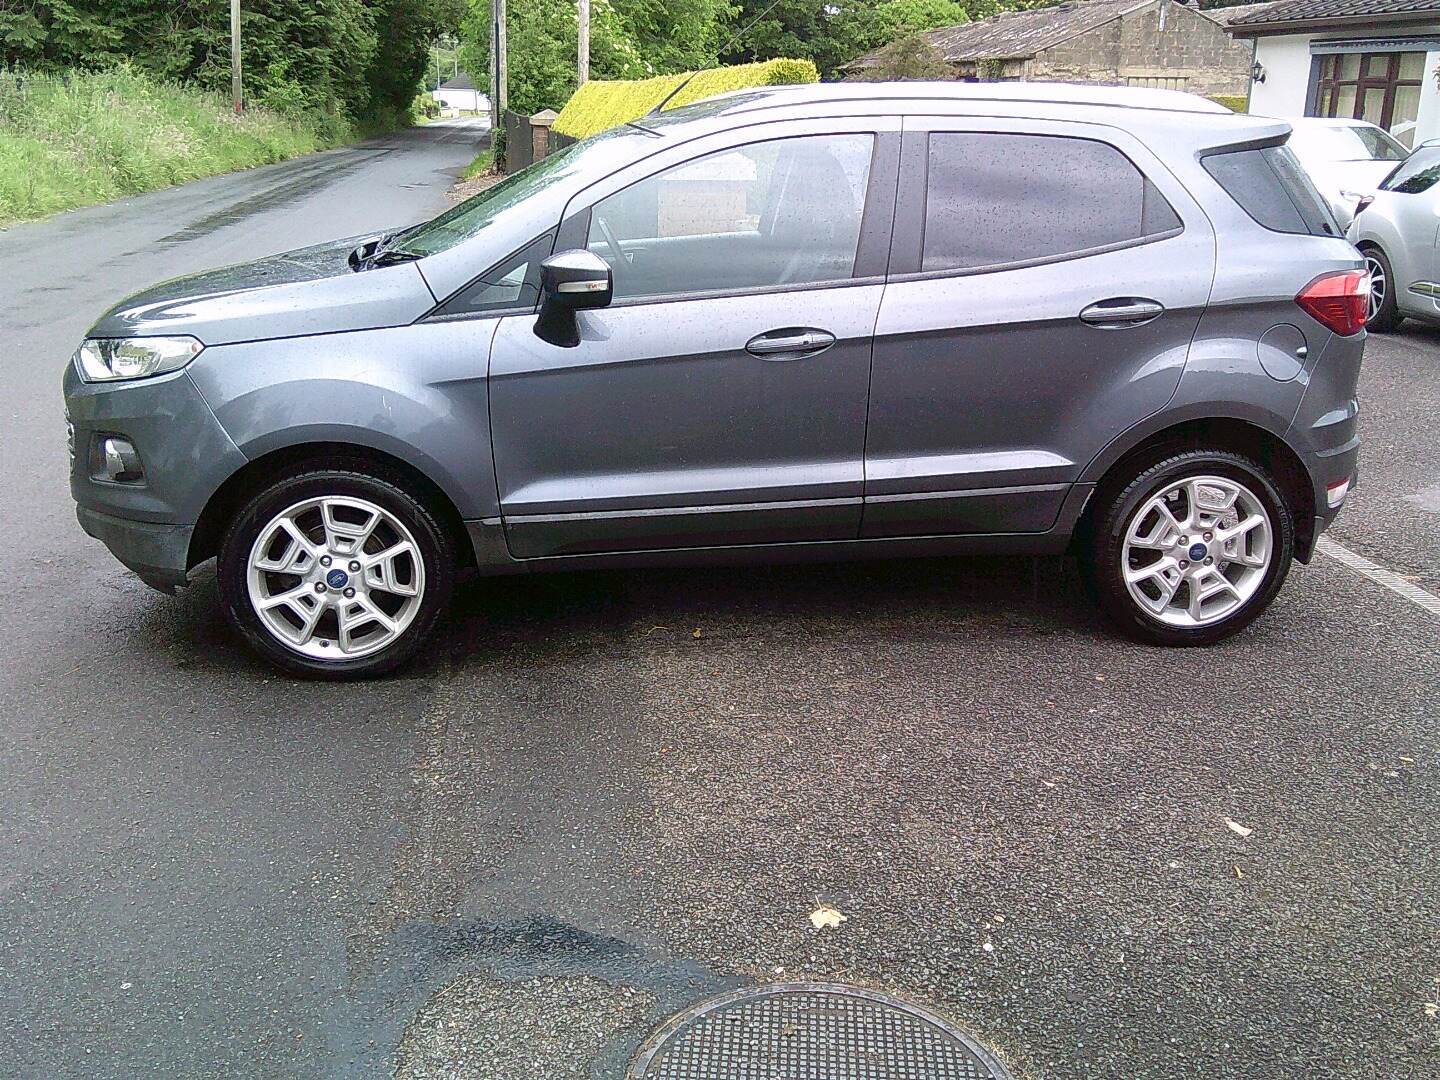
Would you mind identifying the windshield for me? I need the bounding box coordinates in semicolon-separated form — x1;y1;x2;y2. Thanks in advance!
1289;123;1408;164
389;142;587;258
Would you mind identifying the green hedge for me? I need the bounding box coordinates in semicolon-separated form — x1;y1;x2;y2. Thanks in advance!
1209;95;1248;113
553;59;819;139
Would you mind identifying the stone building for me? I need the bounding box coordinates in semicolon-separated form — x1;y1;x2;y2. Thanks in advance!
846;0;1267;98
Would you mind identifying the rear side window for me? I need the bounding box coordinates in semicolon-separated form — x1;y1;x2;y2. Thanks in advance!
1201;145;1340;236
1381;147;1440;194
921;132;1181;273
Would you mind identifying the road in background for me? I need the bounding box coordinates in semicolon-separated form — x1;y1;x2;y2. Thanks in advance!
0;118;1436;1079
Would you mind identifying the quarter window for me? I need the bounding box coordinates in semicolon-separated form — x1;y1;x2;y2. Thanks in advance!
920;133;1181;273
587;134;874;301
439;233;552;316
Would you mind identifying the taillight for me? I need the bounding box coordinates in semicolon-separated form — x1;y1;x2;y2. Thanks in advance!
1296;268;1369;336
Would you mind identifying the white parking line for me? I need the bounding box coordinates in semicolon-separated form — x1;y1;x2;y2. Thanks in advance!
1316;536;1440;619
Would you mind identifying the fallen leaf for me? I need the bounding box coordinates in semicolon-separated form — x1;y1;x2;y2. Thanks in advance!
1424;1002;1438;1019
1234;865;1243;880
992;913;1005;924
809;905;847;931
692;628;702;639
1399;755;1415;765
1224;817;1253;838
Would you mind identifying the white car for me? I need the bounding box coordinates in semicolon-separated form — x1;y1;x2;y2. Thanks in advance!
1348;145;1440;331
1286;117;1410;227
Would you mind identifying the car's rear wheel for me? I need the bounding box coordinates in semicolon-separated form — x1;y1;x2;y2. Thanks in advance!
1084;450;1293;646
218;464;455;678
1362;246;1402;332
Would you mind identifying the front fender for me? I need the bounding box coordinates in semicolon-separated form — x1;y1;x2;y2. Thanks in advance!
187;322;499;519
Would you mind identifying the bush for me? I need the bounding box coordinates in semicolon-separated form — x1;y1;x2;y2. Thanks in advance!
849;32;951;81
0;65;353;227
552;58;819;139
1209;95;1248;113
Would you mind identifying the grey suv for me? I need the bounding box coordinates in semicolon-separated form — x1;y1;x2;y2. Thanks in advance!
65;83;1366;678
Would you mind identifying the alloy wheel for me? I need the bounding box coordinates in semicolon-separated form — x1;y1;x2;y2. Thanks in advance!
1121;475;1272;627
245;495;426;660
1365;253;1386;324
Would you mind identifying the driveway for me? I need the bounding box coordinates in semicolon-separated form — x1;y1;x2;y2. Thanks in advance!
0;122;1436;1079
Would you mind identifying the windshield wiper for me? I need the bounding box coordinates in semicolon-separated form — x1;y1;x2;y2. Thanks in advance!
369;248;422;267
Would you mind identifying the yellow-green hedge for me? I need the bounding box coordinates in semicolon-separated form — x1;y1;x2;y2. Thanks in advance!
1208;95;1248;113
553;59;819;139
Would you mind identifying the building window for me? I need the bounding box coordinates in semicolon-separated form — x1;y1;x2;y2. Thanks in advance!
1314;51;1425;146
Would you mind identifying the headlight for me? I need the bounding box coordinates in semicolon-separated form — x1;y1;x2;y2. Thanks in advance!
74;336;203;382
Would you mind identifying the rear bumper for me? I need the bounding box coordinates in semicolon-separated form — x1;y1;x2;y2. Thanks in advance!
77;506;193;593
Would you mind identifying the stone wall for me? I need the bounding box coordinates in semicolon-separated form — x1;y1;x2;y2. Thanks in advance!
1027;0;1252;97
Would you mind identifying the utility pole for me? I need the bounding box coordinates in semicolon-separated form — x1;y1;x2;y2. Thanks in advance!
489;0;508;130
577;0;590;85
230;0;242;113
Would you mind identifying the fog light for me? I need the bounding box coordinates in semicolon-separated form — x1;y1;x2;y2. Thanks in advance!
1326;477;1350;508
95;436;144;484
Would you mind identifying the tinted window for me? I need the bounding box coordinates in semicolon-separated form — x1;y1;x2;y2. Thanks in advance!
439;233;552;316
1382;146;1440;193
920;133;1180;273
1202;145;1340;236
588;134;873;300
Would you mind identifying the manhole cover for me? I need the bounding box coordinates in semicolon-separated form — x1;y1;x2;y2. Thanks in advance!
630;983;1013;1079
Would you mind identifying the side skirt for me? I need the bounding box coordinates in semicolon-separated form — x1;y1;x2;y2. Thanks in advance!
463;483;1094;575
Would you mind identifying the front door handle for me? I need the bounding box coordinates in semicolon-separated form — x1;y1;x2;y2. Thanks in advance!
1079;298;1165;328
745;327;836;359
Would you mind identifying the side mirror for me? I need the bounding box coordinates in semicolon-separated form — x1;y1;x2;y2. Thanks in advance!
535;249;612;347
540;249;612;310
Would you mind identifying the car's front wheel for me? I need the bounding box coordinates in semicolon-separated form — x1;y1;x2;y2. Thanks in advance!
218;463;455;678
1085;450;1294;646
1362;246;1402;332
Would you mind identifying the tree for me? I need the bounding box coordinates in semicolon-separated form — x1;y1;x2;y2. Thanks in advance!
460;0;730;116
849;30;951;81
721;0;975;81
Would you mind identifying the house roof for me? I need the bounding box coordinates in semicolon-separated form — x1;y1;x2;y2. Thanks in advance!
440;72;478;91
1227;0;1440;33
848;0;1153;68
1199;2;1280;27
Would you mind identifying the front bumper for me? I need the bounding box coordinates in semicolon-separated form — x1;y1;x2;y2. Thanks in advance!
77;506;193;593
64;358;247;590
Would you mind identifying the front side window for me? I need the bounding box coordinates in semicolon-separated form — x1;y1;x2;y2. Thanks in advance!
586;134;874;301
1382;146;1440;194
920;132;1181;273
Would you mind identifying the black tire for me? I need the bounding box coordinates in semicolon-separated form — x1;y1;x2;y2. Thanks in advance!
1083;450;1294;647
218;460;456;679
1361;245;1402;332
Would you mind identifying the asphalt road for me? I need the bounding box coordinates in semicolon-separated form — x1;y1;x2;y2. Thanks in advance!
1;119;1437;1079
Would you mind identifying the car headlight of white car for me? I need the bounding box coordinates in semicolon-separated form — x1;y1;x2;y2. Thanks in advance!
74;336;204;382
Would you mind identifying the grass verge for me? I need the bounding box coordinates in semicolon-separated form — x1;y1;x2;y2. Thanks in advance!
0;66;361;228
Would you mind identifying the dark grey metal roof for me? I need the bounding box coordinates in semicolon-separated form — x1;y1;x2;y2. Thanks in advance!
439;72;477;91
1228;0;1440;32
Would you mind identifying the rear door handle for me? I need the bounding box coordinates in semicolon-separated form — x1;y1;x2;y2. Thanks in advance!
1079;298;1165;328
745;327;836;359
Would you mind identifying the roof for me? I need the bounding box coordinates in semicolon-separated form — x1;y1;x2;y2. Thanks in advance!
851;0;1151;67
1228;0;1440;33
661;80;1235;121
1199;2;1280;26
439;72;478;91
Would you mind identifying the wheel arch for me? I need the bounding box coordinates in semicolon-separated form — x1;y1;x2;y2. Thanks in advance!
188;439;476;572
1076;413;1317;562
